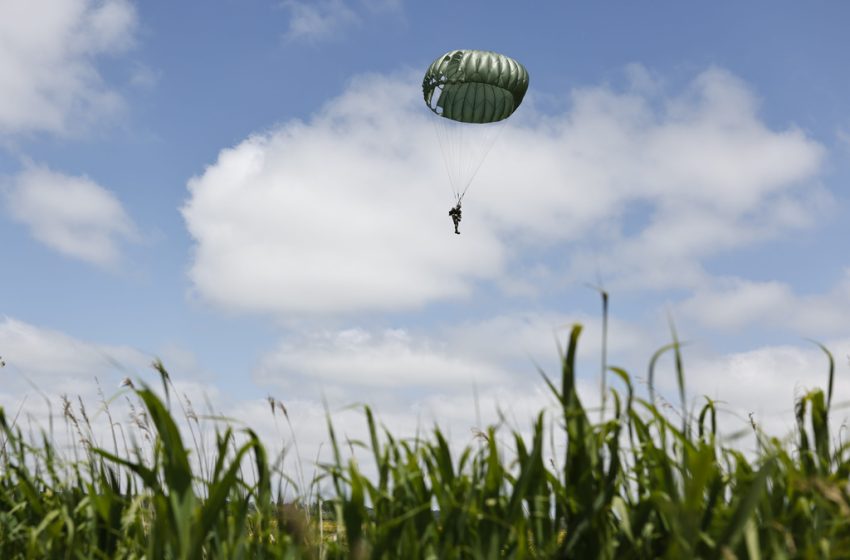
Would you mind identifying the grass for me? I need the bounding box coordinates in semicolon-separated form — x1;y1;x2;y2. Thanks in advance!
2;307;850;558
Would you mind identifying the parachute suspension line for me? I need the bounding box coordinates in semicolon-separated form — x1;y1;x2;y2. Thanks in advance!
431;113;507;203
431;113;461;201
455;119;506;202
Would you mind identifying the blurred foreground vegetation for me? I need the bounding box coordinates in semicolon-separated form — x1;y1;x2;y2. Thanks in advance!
1;322;849;559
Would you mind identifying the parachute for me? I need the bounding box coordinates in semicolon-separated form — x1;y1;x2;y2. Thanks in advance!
422;49;529;204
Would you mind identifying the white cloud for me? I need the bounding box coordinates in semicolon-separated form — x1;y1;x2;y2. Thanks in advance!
183;66;825;316
282;0;360;42
255;327;512;395
5;165;139;267
444;311;654;369
249;315;590;488
182;72;504;315
571;181;832;292
492;68;826;291
476;68;822;235
0;317;148;396
360;0;404;13
253;311;657;411
664;339;850;442
281;0;403;43
0;0;137;136
0;317;226;463
678;270;850;337
129;63;160;89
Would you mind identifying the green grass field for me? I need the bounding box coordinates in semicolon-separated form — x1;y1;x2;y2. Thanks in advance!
2;308;849;558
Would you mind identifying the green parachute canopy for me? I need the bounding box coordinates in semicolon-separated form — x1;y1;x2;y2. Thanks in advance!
422;49;529;124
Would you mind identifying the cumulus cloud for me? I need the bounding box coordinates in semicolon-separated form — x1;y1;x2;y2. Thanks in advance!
0;317;226;462
253;310;657;411
0;0;137;136
256;327;512;396
182;72;504;314
183;66;826;317
244;313;613;484
443;311;655;369
281;0;401;43
838;128;850;155
5;165;139;267
0;317;148;399
129;62;160;89
661;339;850;442
282;0;357;42
678;270;850;337
496;68;826;291
476;68;823;237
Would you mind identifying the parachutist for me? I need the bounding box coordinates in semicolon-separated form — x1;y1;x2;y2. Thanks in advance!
424;50;528;216
449;203;462;234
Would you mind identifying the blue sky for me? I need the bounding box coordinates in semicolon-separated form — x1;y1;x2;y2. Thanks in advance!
3;0;850;458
